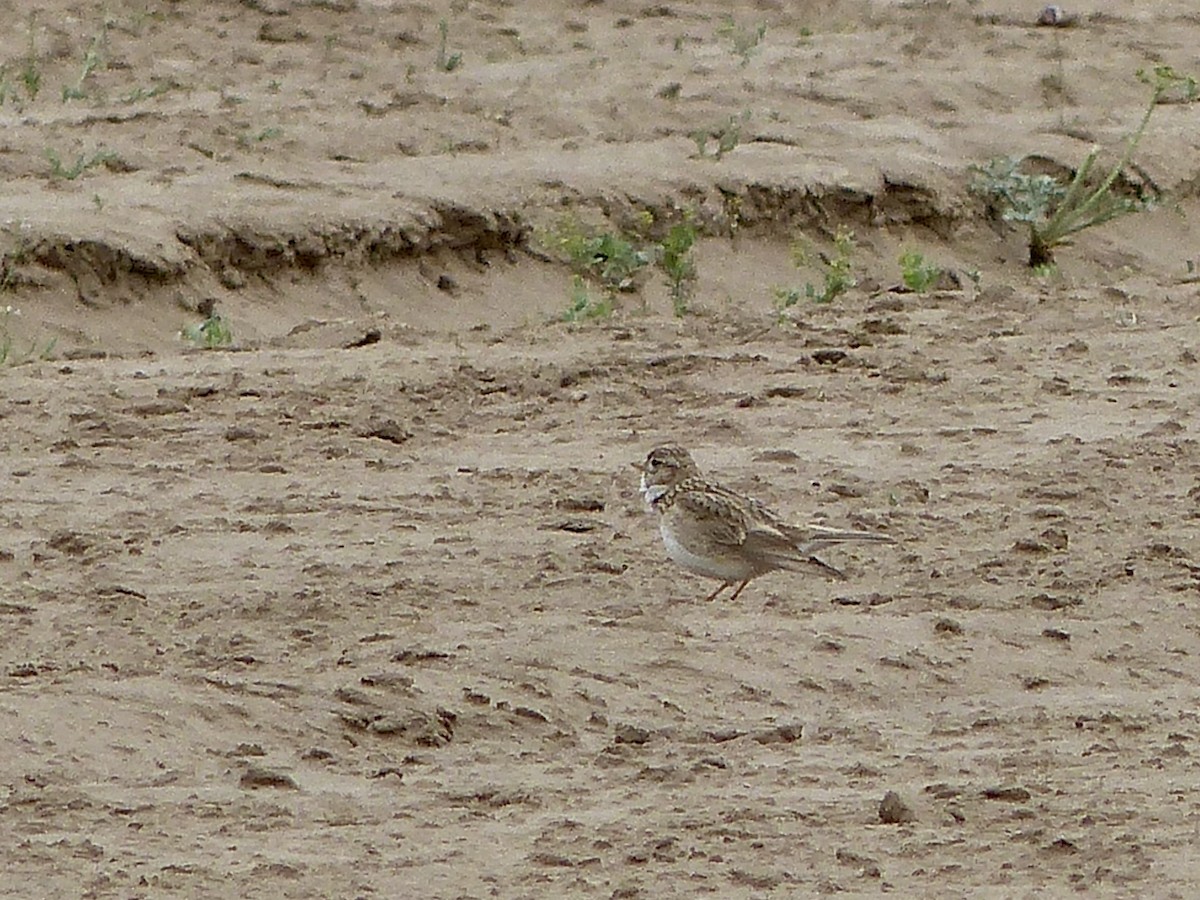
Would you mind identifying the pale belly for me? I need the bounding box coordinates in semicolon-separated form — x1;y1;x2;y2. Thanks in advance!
660;521;755;582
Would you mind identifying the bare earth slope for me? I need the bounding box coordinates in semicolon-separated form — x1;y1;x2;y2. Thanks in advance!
2;2;1200;898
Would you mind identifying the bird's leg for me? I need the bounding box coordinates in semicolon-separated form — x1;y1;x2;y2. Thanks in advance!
703;581;732;602
726;579;751;602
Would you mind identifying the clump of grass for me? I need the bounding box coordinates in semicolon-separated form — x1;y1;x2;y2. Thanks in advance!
0;231;33;291
970;65;1195;267
554;222;652;294
898;250;943;292
718;16;766;67
564;275;613;322
545;214;704;319
62;25;108;101
775;226;857;308
436;19;463;71
545;219;648;320
659;220;697;316
182;310;233;349
692;110;750;160
1;15;43;108
237;126;283;148
0;305;56;366
119;81;174;104
45;147;116;180
20;13;41;102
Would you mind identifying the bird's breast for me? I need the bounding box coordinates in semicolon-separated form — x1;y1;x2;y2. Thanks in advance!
660;520;755;581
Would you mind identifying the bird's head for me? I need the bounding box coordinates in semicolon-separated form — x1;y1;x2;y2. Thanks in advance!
634;444;699;504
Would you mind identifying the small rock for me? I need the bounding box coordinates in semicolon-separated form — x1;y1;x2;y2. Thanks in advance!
343;328;381;349
752;723;803;744
933;617;963;636
614;723;652;745
218;266;246;289
879;790;916;824
1036;5;1078;27
224;426;265;442
240;766;299;790
1013;537;1052;554
812;348;848;365
258;20;309;43
982;785;1031;802
1040;528;1068;550
1031;593;1082;611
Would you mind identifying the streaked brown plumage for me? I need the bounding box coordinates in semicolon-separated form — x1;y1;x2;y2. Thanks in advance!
635;444;894;601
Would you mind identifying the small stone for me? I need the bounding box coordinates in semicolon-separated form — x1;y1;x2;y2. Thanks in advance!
752;723;803;744
812;348;847;365
240;766;299;790
879;791;916;824
614;723;652;745
933;617;963;636
982;785;1031;802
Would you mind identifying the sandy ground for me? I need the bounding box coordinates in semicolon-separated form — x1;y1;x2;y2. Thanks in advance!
2;1;1200;897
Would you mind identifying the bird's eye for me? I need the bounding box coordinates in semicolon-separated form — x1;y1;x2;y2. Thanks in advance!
648;457;661;469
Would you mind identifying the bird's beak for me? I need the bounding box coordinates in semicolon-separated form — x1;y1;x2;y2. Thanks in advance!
629;461;644;471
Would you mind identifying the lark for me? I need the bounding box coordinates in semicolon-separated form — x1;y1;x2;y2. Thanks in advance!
636;444;895;602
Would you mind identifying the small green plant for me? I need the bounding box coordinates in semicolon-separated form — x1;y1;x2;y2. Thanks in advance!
19;59;40;101
19;14;41;102
554;223;651;293
62;26;108;101
970;65;1196;267
182;312;233;349
119;81;173;104
692;110;750;160
564;275;613;322
718;16;766;66
0;306;56;366
775;226;857;308
0;232;32;291
659;221;698;316
898;250;942;292
436;19;463;71
237;126;282;147
45;147;116;180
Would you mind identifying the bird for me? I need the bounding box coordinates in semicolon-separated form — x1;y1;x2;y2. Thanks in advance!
635;444;895;602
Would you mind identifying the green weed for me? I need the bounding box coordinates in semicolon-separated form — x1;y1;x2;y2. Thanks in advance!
970;65;1196;267
436;19;463;71
182;313;233;349
19;14;41;102
62;25;108;101
0;306;56;367
718;16;766;66
776;227;857;307
564;275;613;322
237;126;283;147
554;223;651;293
545;215;704;319
692;110;750;160
45;147;116;180
659;221;697;316
898;250;942;292
119;81;173;104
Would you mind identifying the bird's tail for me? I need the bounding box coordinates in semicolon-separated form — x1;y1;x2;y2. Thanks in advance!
790;524;896;555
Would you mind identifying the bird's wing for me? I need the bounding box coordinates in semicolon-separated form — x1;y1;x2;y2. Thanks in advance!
671;487;750;547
